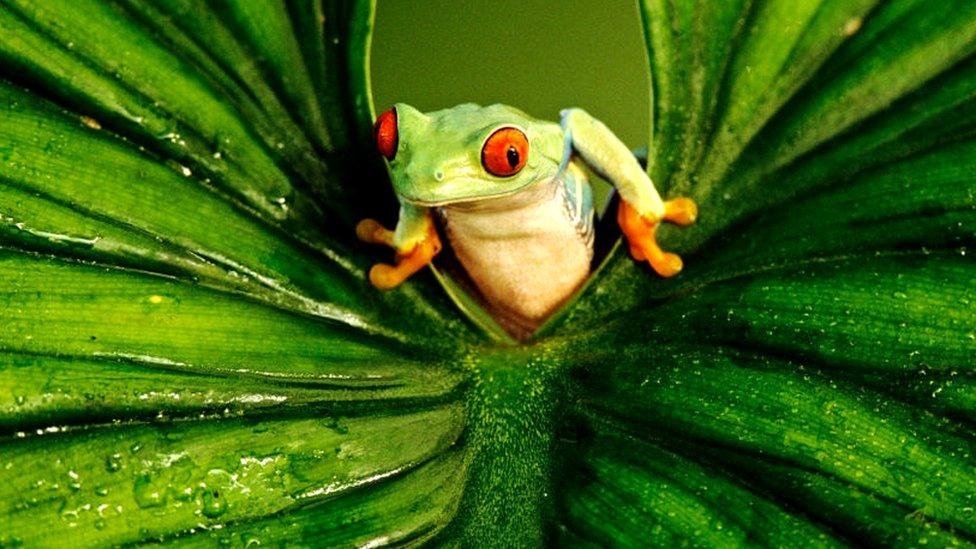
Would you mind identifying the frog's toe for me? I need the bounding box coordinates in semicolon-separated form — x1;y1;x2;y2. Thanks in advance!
649;251;683;277
356;218;395;247
628;243;646;262
633;236;683;277
664;197;698;226
369;263;404;290
368;256;426;290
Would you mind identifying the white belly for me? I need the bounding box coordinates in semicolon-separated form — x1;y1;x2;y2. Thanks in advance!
438;179;592;337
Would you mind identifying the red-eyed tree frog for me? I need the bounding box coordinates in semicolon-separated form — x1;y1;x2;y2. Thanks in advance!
357;103;697;337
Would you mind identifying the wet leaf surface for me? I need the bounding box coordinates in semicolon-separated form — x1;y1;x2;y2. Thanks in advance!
0;0;973;546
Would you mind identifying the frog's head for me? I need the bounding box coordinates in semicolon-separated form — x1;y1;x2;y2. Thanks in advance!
372;103;564;206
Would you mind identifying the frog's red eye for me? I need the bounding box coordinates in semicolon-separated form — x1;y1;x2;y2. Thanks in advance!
481;127;528;177
373;108;398;160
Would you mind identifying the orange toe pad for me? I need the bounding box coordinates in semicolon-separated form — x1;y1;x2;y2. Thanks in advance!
664;197;698;226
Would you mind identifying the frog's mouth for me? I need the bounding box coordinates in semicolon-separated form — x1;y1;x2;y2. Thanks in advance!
398;176;551;209
400;188;523;208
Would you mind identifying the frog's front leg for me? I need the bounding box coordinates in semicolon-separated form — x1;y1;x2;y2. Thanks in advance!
560;108;697;277
356;203;442;289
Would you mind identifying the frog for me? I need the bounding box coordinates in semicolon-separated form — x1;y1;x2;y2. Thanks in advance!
357;103;697;338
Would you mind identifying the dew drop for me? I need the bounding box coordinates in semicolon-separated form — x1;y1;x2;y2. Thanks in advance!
105;453;123;473
202;490;227;518
133;475;166;508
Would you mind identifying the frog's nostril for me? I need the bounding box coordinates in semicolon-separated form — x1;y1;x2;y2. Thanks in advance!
434;170;445;181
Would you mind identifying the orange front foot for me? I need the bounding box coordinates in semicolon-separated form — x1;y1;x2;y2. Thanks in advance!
356;218;442;290
617;198;697;277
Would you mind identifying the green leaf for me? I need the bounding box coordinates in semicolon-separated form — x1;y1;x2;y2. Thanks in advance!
552;0;976;545
557;432;839;547
2;408;463;545
1;0;974;546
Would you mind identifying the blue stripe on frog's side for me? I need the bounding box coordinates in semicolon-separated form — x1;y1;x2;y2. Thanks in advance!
560;160;595;246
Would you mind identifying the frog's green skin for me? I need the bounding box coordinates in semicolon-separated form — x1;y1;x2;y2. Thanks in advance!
365;103;686;339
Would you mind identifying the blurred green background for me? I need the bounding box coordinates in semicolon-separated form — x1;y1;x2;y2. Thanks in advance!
371;0;651;150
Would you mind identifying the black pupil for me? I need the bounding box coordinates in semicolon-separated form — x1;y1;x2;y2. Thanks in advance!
506;146;519;169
